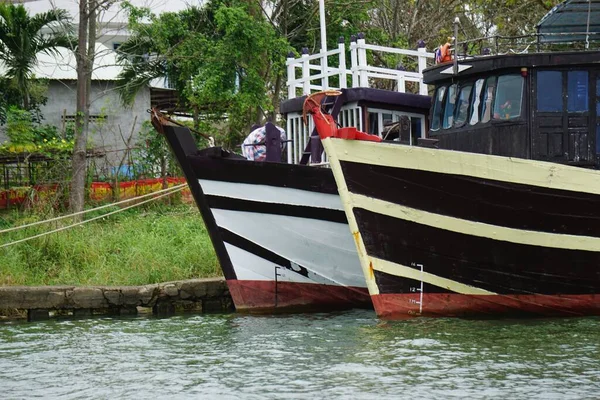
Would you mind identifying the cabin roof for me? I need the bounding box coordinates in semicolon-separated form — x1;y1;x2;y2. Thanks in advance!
423;50;600;85
280;87;431;114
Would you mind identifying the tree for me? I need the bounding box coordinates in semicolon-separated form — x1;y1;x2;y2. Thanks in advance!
0;3;72;110
116;0;289;148
70;0;101;214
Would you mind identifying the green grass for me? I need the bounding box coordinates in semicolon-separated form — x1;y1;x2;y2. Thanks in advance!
0;204;221;286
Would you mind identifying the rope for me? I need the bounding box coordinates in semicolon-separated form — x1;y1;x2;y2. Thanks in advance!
0;186;185;249
0;183;187;235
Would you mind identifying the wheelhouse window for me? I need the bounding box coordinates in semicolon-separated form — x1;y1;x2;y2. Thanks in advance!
493;74;523;120
480;77;496;123
567;71;588;112
469;79;484;125
430;86;446;132
537;71;562;112
454;83;473;127
442;84;457;129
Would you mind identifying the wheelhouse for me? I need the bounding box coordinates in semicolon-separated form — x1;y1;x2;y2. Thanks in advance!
423;51;600;167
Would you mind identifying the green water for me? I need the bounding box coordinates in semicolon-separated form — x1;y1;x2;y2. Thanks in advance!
0;310;598;399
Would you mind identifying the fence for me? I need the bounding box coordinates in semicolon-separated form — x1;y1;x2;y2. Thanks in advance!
0;177;192;209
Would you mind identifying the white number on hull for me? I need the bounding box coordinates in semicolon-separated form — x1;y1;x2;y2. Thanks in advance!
409;263;424;316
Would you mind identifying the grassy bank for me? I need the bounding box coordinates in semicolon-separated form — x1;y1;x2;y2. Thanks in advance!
0;204;221;286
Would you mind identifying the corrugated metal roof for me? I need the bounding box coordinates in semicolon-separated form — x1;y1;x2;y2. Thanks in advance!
537;0;600;43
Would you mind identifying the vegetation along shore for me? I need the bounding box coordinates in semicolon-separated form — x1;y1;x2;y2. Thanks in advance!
0;204;220;286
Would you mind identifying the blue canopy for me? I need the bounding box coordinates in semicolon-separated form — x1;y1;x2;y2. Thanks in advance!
537;0;600;43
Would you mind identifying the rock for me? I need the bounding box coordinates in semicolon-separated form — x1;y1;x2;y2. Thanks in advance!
161;283;179;297
71;287;107;308
104;290;123;306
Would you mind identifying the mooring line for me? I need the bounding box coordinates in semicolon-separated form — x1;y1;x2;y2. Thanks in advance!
0;183;187;235
0;186;185;249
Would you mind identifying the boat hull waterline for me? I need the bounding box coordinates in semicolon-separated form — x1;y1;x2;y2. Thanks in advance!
321;136;600;319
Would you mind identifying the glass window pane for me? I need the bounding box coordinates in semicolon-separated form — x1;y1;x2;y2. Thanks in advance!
537;71;562;112
442;84;457;129
431;86;446;132
480;77;496;123
454;84;473;127
568;71;588;112
368;112;379;134
469;79;484;125
493;74;524;120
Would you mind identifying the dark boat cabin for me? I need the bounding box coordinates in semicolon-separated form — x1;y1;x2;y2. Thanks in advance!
422;51;600;167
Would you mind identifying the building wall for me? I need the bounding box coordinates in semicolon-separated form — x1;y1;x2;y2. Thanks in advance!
38;80;151;169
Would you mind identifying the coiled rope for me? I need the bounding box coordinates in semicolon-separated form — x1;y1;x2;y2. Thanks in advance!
0;184;186;249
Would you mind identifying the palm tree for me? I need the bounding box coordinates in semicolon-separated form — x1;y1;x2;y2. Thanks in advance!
0;4;72;110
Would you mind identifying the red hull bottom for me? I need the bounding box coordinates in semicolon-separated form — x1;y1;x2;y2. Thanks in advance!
373;293;600;320
227;279;372;313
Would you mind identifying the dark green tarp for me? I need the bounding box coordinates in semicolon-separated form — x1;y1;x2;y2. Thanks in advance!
537;0;600;43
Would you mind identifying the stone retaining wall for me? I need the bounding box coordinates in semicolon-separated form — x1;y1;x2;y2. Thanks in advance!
0;278;233;321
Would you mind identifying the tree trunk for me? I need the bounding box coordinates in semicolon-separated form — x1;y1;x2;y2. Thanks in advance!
69;0;96;214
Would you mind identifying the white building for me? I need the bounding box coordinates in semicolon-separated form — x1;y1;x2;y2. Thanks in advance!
1;0;199;167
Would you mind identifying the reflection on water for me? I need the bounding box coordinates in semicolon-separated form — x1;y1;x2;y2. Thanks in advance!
1;310;599;399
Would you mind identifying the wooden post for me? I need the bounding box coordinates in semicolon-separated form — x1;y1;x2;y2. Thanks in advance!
302;47;310;95
350;35;358;88
338;37;347;89
417;43;428;95
264;122;282;162
287;51;296;99
357;33;368;87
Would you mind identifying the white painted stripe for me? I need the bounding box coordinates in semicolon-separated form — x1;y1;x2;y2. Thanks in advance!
225;243;316;284
371;256;496;295
213;209;367;288
199;179;343;210
327;137;600;196
350;193;600;251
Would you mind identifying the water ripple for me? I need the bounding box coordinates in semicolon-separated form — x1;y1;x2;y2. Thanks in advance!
0;311;599;399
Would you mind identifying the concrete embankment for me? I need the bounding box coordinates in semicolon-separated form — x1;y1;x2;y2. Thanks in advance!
0;278;233;321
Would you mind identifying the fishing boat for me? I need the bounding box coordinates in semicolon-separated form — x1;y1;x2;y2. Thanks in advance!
151;76;431;312
312;1;600;319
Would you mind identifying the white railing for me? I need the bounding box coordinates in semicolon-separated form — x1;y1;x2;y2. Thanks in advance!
286;103;362;164
286;36;435;98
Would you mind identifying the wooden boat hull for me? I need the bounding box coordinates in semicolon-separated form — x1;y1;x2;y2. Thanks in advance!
161;125;371;313
321;136;600;319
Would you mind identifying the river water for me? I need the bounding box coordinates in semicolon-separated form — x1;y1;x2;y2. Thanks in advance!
0;310;598;399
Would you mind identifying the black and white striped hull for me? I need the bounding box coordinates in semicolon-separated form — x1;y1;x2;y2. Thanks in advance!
321;137;600;319
161;128;371;312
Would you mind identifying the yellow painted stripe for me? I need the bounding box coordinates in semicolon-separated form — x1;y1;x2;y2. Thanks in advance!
371;256;496;295
321;136;381;295
328;138;600;196
351;193;600;252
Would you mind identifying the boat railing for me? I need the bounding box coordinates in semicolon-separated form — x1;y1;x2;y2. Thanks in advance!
453;31;600;59
285;36;433;164
286;34;434;99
